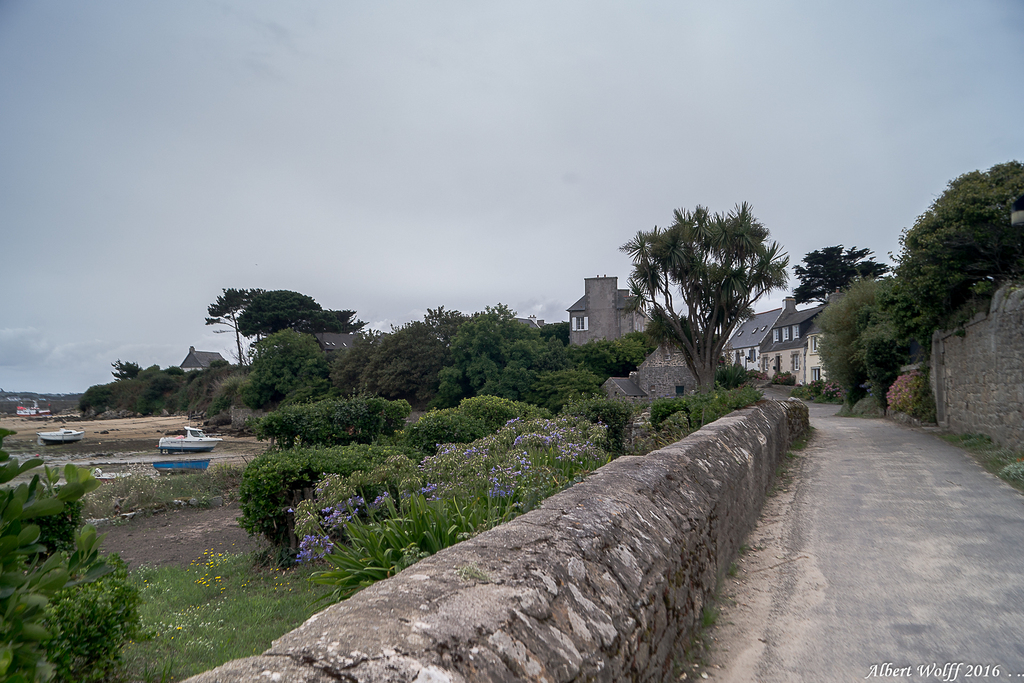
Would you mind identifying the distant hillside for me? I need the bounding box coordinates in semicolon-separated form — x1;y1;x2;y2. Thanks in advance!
0;392;83;415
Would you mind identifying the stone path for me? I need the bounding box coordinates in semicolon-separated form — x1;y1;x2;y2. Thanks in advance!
709;392;1024;682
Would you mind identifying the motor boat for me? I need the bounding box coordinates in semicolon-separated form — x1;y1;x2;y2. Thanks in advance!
18;400;52;417
157;426;222;454
36;428;85;445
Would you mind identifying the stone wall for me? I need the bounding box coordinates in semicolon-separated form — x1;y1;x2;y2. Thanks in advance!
931;284;1024;449
186;399;809;683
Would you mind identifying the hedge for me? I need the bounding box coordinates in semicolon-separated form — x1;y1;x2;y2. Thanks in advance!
250;396;411;449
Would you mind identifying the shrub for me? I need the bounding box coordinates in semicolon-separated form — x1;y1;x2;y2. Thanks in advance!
403;410;488;457
771;371;796;385
561;397;634;454
239;444;417;549
455;395;549;433
651;387;762;430
886;371;936;422
36;498;84;557
45;554;143;683
999;461;1024;484
79;384;114;414
789;385;815;400
715;364;748;390
251;396;412;449
0;431;110;683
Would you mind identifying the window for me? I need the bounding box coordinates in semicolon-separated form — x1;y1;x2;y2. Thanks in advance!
773;328;781;342
793;354;800;371
747;348;756;362
783;327;790;341
675;385;686;396
793;325;800;339
811;336;818;352
573;316;589;331
811;367;821;381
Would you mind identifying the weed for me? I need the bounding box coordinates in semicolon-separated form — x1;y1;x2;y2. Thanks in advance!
701;605;720;628
457;564;490;582
941;433;1024;493
727;562;738;578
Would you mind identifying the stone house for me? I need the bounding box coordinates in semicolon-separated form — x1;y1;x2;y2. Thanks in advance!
567;276;647;346
759;297;827;383
179;346;227;371
724;308;781;372
602;343;698;402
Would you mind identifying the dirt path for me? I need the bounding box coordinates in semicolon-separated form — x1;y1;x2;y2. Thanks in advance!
98;501;265;570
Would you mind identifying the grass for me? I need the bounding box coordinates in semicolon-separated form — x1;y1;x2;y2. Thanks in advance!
940;433;1024;493
82;464;245;519
124;550;333;681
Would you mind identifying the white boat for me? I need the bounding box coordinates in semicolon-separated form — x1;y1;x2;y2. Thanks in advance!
36;428;85;445
158;426;222;454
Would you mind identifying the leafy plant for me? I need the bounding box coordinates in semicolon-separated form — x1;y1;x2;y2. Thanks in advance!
45;555;143;683
771;371;796;386
0;429;110;683
715;364;748;389
251;395;411;449
561;397;635;454
403;410;488;457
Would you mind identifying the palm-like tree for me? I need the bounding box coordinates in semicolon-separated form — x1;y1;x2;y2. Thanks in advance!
621;203;789;389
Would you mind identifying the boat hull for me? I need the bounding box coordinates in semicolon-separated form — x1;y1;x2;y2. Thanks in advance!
36;430;85;445
153;459;210;471
157;442;218;454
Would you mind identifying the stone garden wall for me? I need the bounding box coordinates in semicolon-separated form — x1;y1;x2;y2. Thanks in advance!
187;399;809;683
931;284;1024;449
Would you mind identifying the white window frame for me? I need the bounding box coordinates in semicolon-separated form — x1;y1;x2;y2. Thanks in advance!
811;367;821;381
783;327;790;341
811;336;818;352
773;328;781;342
573;316;589;331
793;325;800;339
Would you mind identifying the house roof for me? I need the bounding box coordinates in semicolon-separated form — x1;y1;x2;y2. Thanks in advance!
602;377;646;397
728;308;782;349
515;317;545;329
566;289;637;313
760;303;827;354
314;332;356;352
180;347;226;369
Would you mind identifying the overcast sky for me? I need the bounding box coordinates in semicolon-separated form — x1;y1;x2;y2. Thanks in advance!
2;1;1022;394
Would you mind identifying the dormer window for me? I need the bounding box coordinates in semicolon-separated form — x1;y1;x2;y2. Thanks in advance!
793;326;800;339
773;328;781;342
783;327;790;341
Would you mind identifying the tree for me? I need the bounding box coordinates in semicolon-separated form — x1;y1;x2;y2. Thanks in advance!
206;288;264;365
818;278;906;407
110;360;141;381
241;329;331;409
567;332;655;383
236;290;346;340
890;161;1024;344
328;309;367;334
793;246;889;304
621;203;789;389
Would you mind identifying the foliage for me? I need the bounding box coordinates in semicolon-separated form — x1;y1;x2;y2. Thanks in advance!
250;396;411;449
790;379;844;403
205;288;264;365
454;395;550;433
621;203;789;388
80;363;245;417
237;290;360;339
886;371;936;422
890;161;1024;344
538;321;570;346
307;494;514;603
207;372;247;416
940;433;1024;492
238;444;418;548
435;305;572;406
78;384;114;414
110;360;142;381
45;555;142;683
403;410;488;457
715;363;748;390
567;333;656;383
80;464;244;519
793;246;889;304
241;329;331;409
524;368;603;413
771;371;796;386
649;386;762;430
0;430;110;683
35;499;83;558
329;331;382;396
818;278;907;407
354;307;467;407
560;397;635;454
124;551;332;681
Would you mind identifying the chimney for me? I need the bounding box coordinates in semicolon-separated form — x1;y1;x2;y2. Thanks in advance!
783;297;796;313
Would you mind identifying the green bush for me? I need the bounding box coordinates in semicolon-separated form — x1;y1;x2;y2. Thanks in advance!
45;554;143;683
0;430;110;683
239;444;418;549
561;397;634;454
455;395;549;433
651;387;762;430
251;396;412;449
715;364;748;390
771;371;796;386
36;498;84;557
999;461;1024;484
404;410;488;456
79;384;114;414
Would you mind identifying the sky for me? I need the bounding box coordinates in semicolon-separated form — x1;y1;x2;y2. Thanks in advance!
2;1;1022;394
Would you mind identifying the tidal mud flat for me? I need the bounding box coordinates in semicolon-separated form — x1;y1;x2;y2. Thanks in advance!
0;414;268;474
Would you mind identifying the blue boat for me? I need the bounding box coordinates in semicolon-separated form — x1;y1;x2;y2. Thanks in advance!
153;459;210;472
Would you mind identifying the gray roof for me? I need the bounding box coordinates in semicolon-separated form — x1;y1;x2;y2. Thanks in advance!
760;303;827;354
566;289;637;313
314;332;356;352
728;308;782;349
602;377;646;397
180;347;226;369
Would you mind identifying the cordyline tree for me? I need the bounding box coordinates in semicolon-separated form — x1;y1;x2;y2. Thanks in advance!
621;203;789;389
